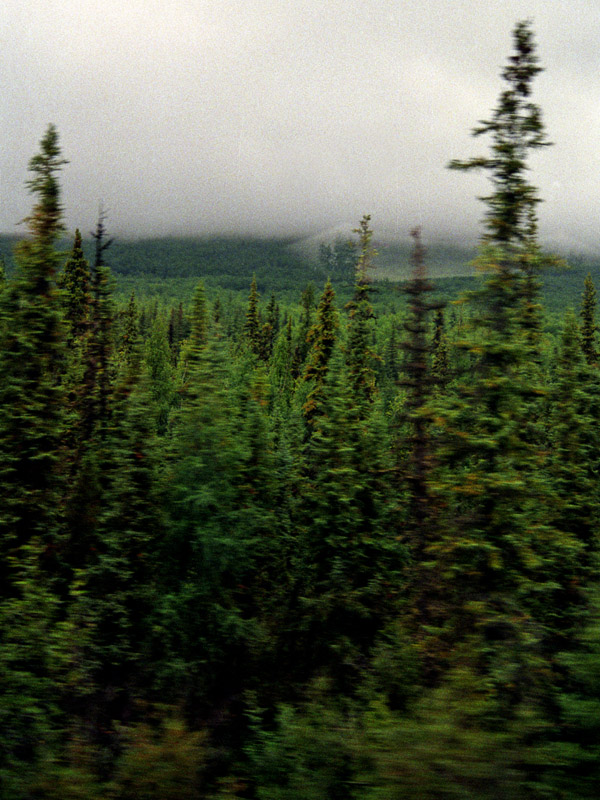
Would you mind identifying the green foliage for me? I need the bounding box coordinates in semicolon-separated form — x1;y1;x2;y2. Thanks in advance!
431;308;450;388
4;30;600;798
144;315;175;434
269;317;295;409
296;351;399;690
247;681;369;800
292;282;316;378
302;279;338;424
0;125;67;597
59;229;92;345
345;215;379;410
244;275;262;356
160;320;258;719
60;369;164;775
580;273;598;364
108;713;207;799
22;124;68;247
119;291;139;367
103;235;315;292
546;310;600;606
319;236;357;283
448;20;550;250
543;586;600;798
358;663;554;799
0;567;62;798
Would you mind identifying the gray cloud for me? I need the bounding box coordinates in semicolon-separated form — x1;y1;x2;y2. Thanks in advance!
1;0;599;250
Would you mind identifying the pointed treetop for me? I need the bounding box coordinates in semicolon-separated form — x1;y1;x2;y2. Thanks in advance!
352;214;377;286
23;124;69;246
448;20;551;251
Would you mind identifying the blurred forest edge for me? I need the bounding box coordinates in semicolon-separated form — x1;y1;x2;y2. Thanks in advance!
6;19;600;800
1;231;596;313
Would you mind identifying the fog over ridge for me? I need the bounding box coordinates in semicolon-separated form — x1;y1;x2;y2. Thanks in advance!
2;1;599;253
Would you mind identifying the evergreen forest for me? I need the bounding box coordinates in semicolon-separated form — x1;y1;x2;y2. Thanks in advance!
4;21;600;799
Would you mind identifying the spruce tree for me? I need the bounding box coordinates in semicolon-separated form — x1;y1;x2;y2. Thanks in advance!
0;124;70;792
79;208;115;444
400;228;442;543
296;351;397;692
301;279;338;426
397;229;445;660
449;18;556;360
61;212;115;582
431;307;450;389
448;20;551;252
261;292;280;361
145;314;175;435
178;281;208;391
547;310;600;606
291;283;315;378
269;316;295;410
120;291;139;368
580;272;598;365
162;304;252;723
244;275;262;357
168;302;186;365
421;22;574;721
345;214;379;411
0;124;68;595
59;228;92;345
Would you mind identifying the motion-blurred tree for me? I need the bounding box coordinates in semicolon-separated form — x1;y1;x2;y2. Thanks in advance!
0;123;69;794
59;228;92;346
581;273;598;364
448;20;551;251
345;214;379;411
0;124;68;595
302;279;338;426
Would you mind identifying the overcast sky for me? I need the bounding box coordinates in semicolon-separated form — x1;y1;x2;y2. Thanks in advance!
1;0;599;249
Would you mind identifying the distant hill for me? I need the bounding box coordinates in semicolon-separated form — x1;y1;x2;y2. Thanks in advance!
292;226;478;280
1;232;599;314
0;234;320;293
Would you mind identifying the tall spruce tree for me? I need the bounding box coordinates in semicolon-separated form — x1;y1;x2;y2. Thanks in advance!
269;316;295;411
145;314;175;435
449;18;556;360
0;124;68;594
0;124;70;793
400;228;442;543
78;208;115;445
448;20;550;252
397;229;445;664
421;23;575;738
61;211;115;584
178;281;208;393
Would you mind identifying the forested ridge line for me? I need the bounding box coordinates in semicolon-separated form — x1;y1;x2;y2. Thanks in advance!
2;230;595;315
